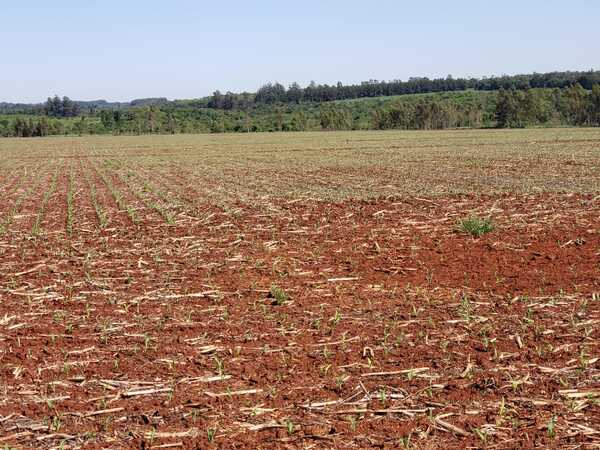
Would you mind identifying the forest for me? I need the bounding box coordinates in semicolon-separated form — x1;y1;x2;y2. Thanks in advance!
1;70;600;137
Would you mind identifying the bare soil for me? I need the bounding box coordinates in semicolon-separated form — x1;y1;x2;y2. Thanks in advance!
0;131;599;448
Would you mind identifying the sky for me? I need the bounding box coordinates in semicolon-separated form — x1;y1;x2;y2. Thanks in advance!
2;0;599;103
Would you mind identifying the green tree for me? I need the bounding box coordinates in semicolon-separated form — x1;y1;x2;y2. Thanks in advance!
563;83;588;125
291;110;307;131
74;116;87;136
242;112;253;132
37;116;49;136
275;107;285;131
495;89;522;128
287;82;304;103
589;84;600;125
165;112;177;134
210;112;225;133
100;110;114;130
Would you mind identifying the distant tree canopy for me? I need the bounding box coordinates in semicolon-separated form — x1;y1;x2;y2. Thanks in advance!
206;70;600;109
10;116;53;137
364;84;600;131
45;95;80;117
493;84;600;128
1;69;599;116
2;71;600;138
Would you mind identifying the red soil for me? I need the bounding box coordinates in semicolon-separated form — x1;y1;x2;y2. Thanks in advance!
0;188;598;448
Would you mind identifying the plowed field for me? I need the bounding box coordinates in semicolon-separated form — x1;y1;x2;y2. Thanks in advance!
0;129;599;449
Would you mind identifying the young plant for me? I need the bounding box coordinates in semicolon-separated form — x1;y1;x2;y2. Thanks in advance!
458;216;494;237
32;166;60;236
66;167;75;235
547;415;556;438
206;427;216;443
330;309;342;326
213;356;226;377
85;170;108;228
458;295;473;323
473;427;488;443
269;284;289;305
399;434;412;449
285;419;295;435
94;163;139;224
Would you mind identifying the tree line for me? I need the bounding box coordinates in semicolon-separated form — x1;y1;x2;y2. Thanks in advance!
4;116;88;137
372;84;600;130
2;70;599;116
210;70;600;109
495;84;600;128
1;84;600;137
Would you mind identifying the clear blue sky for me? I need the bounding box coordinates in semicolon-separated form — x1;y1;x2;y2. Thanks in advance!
2;0;598;103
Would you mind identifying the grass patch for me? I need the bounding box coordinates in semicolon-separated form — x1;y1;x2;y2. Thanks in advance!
458;216;494;237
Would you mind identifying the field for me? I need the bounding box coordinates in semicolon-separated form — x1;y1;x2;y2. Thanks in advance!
0;128;599;449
